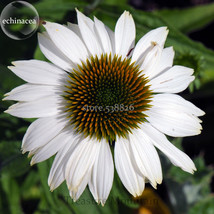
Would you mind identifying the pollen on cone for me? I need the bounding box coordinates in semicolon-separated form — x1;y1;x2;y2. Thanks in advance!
64;54;152;142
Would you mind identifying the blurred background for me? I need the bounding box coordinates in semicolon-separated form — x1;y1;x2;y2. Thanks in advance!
0;0;214;213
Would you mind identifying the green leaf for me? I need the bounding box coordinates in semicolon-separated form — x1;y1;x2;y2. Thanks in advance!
165;153;214;213
37;159;58;209
154;3;214;33
33;0;88;22
0;141;30;177
1;174;23;214
21;170;40;198
0;65;24;95
189;195;214;214
102;0;128;5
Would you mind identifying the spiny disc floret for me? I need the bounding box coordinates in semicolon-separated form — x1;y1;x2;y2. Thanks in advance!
64;54;152;142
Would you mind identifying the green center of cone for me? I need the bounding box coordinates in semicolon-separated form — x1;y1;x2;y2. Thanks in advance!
64;54;153;142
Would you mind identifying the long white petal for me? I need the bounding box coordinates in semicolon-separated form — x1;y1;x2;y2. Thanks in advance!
48;137;80;191
150;94;205;116
140;43;162;79
22;114;68;152
43;21;88;65
8;60;65;85
66;23;82;38
149;65;194;93
147;95;203;137
94;17;112;55
105;26;115;54
131;27;168;65
76;10;102;56
115;137;145;197
65;137;101;192
139;123;196;173
38;32;74;71
128;130;163;188
115;11;136;59
3;83;61;101
70;170;92;202
5;96;62;118
89;140;114;205
30;127;77;165
150;46;175;79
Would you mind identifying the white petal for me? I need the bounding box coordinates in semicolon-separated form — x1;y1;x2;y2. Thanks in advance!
94;17;112;55
140;43;162;79
70;169;92;202
49;145;69;191
105;26;115;54
128;130;163;188
38;32;74;71
151;47;175;79
66;23;82;38
76;10;102;56
5;96;62;118
115;137;145;197
131;27;168;65
22;114;68;152
8;60;65;85
89;140;114;205
139;123;196;173
147;95;203;137
150;94;205;116
11;59;65;74
48;137;80;190
149;65;195;93
65;137;101;192
30;127;77;165
115;11;136;59
43;21;88;65
3;83;61;101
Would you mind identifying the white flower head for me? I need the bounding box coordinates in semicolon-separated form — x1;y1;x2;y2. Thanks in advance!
4;9;205;205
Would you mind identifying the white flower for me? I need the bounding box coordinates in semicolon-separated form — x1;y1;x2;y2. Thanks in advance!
4;10;205;205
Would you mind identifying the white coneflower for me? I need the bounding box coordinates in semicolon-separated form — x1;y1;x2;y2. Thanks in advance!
4;9;204;205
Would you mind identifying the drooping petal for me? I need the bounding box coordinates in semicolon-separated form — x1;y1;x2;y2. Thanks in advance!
48;137;80;191
8;60;65;85
65;137;101;193
131;27;168;65
38;32;74;71
70;170;92;201
115;137;145;197
89;140;114;205
5;96;62;118
43;21;88;65
115;11;136;59
139;123;196;174
149;65;195;93
22;114;68;152
147;94;203;137
3;83;61;101
30;127;78;165
76;9;102;56
128;129;163;188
